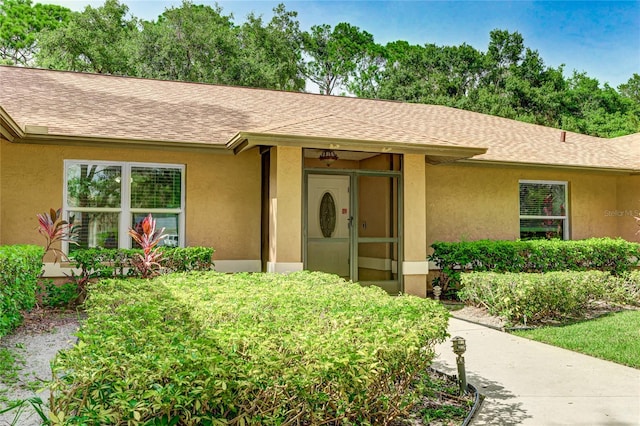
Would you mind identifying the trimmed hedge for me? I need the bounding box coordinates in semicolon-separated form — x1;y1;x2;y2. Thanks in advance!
0;245;44;337
50;271;449;425
160;247;215;273
430;238;640;292
70;246;214;279
459;270;640;325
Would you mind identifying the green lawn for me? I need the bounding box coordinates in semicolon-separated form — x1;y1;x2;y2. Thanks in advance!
513;310;640;369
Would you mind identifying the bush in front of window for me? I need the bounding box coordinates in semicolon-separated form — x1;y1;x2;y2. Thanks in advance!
459;270;640;325
159;246;215;272
70;247;215;279
429;237;640;295
67;247;215;301
0;245;45;337
49;271;449;425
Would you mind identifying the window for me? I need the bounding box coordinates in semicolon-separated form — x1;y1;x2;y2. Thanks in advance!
64;160;184;251
519;180;568;240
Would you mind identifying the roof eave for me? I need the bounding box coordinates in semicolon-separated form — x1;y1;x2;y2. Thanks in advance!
0;106;24;142
227;131;488;162
13;132;231;154
459;158;640;175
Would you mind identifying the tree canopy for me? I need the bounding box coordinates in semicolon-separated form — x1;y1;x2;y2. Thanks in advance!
36;0;138;74
0;0;71;65
302;22;377;95
0;0;637;137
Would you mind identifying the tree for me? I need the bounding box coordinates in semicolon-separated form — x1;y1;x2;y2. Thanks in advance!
370;41;425;102
559;72;640;137
345;39;386;99
484;29;525;89
0;0;71;65
36;0;138;74
617;74;640;133
619;74;640;104
501;49;567;127
302;22;376;95
236;4;305;91
371;41;484;105
134;2;305;90
134;1;238;83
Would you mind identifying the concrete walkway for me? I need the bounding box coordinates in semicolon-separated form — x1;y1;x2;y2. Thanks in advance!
433;318;640;425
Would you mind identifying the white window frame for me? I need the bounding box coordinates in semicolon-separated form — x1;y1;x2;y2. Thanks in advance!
63;160;185;251
519;179;569;240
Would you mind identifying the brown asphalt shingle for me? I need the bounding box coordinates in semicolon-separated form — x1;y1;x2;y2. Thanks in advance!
1;66;638;170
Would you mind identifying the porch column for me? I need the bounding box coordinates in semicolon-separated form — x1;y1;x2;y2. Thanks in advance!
267;146;303;273
403;154;429;297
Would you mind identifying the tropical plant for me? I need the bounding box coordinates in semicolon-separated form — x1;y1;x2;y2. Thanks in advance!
128;213;167;278
36;208;78;263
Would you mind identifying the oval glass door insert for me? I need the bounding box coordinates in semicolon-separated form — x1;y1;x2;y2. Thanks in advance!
319;192;337;238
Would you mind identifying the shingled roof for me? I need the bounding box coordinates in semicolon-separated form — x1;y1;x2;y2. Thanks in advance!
1;66;638;171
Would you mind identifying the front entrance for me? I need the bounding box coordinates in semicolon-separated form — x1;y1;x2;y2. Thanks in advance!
304;167;402;294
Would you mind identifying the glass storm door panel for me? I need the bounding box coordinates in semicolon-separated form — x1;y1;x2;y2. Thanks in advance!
355;175;400;293
306;174;351;278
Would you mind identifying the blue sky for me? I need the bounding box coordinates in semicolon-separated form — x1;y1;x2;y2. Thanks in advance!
49;1;639;88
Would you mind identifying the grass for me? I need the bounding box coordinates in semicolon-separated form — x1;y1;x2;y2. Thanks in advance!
0;349;19;383
0;347;23;404
513;310;640;368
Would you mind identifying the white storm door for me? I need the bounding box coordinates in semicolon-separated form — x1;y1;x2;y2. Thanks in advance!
306;174;351;278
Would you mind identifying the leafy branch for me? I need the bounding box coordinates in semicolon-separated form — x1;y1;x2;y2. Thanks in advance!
37;208;79;263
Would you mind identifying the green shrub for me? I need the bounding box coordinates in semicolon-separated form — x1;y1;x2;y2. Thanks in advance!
430;238;639;293
0;245;44;337
70;248;134;279
50;271;449;425
610;271;640;306
159;246;215;273
40;280;80;308
70;247;214;279
459;270;638;325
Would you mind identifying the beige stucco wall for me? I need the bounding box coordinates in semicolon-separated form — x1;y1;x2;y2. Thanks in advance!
615;175;640;242
0;140;261;261
268;146;302;267
426;163;621;251
403;154;428;297
5;135;637;290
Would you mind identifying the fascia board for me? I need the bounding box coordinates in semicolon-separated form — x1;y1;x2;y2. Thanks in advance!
227;131;488;159
0;106;24;141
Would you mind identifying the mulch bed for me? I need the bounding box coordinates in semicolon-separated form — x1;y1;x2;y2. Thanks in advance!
17;307;83;334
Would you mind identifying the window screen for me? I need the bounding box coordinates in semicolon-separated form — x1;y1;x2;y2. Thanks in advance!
519;181;568;240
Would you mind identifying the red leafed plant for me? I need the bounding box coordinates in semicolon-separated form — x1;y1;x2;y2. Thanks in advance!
129;214;167;278
37;208;79;263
